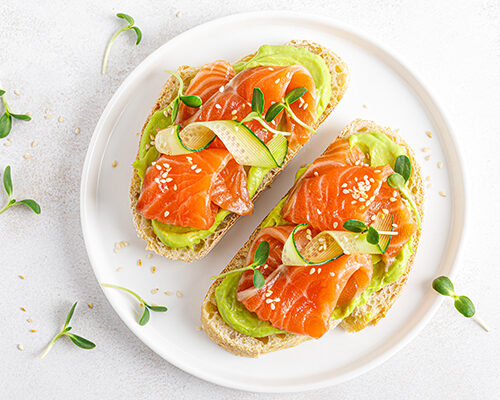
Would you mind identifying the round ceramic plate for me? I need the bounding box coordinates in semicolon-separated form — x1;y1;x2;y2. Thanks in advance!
81;11;466;393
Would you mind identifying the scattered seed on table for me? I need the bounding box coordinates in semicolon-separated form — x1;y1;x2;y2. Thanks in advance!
31;140;38;147
164;291;172;296
88;303;93;309
17;344;24;351
14;90;21;96
439;191;447;197
437;161;443;168
75;127;81;134
112;160;117;168
176;290;183;298
24;154;32;159
58;116;63;122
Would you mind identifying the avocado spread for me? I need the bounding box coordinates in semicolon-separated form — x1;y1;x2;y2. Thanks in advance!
133;44;333;249
215;131;415;336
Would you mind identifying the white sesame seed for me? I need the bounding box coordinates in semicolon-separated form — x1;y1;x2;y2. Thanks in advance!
219;85;224;93
266;298;273;304
439;191;447;197
195;168;202;173
333;222;338;229
231;109;237;115
351;200;357;204
303;103;308;110
422;147;430;152
317;209;322;215
390;197;397;202
17;344;24;351
425;155;431;161
190;164;197;170
31;140;37;147
342;189;349;194
176;290;183;298
270;303;276;310
112;160;117;168
195;326;203;331
341;183;348;188
58;116;64;123
383;208;389;214
166;177;173;182
164;291;172;296
215;104;222;109
314;171;319;177
437;161;443;168
329;272;335;277
393;190;398;197
309;268;316;275
151;288;159;294
427;183;432;189
173;184;177;191
176;11;181;17
275;78;280;84
116;267;124;272
156;164;162;170
317;268;322;274
426;131;432;138
164;210;170;217
24;154;31;159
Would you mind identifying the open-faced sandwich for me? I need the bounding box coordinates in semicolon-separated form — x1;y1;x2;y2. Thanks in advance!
201;119;424;357
130;40;349;261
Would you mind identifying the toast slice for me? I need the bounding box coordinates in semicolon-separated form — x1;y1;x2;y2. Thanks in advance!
200;119;425;357
129;40;349;262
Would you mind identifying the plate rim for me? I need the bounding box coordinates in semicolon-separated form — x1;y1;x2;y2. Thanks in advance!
80;10;467;393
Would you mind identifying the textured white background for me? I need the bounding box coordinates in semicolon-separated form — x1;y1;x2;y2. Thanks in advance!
1;1;499;399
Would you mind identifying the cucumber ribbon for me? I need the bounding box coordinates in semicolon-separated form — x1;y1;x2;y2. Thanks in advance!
281;212;395;266
154;120;288;168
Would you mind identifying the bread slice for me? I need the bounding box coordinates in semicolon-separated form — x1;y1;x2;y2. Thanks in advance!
200;119;425;357
129;40;349;262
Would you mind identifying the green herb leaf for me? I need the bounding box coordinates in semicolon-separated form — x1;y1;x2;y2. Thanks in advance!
3;165;12;197
131;26;142;45
10;113;31;121
65;302;78;327
16;199;41;214
251;88;264;115
387;173;421;229
116;13;134;25
180;95;202;108
387;173;405;189
253;269;265;289
343;219;367;233
66;333;96;349
454;295;475;318
366;226;380;245
284;87;307;105
0;113;12;138
432;276;455;297
265;102;285;122
139;306;150;326
0;90;5;96
253;241;270;266
148;305;168;312
394;155;411;182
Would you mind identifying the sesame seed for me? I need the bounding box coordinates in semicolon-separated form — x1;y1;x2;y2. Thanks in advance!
303;103;308;110
112;160;117;167
176;290;183;298
151;288;159;294
219;86;224;93
333;222;338;229
317;268;322;274
439;191;447;197
116;267;124;272
437;161;443;168
17;344;24;351
74;127;80;135
231;109;237;115
422;147;430;152
14;89;21;95
31;140;38;147
138;259;142;266
176;11;181;17
427;183;432;189
329;272;335;277
270;303;276;310
275;78;280;84
27;318;33;323
147;253;153;259
383;208;389;214
317;209;322;215
342;189;349;194
164;291;172;296
390;197;397;202
20;307;26;312
425;155;431;161
351;200;357;204
309;267;316;275
166;177;173;182
164;210;170;217
24;154;31;159
44;114;51;120
426;131;432;138
195;326;203;331
190;164;197;170
341;183;348;188
195;168;202;173
88;303;93;309
173;184;177;191
19;275;25;280
151;266;157;274
393;191;397;197
426;176;431;181
314;171;319;177
392;223;398;228
371;215;376;221
266;298;273;304
215;104;222;109
30;329;37;333
58;116;64;123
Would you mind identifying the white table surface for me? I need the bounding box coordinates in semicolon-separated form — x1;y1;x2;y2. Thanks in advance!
1;1;498;398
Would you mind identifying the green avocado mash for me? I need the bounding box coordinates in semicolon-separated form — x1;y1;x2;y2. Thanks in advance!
215;131;415;336
133;44;333;249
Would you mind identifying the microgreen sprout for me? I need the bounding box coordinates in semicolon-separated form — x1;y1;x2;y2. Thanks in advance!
432;276;490;332
211;241;270;289
0;166;41;215
102;13;143;75
164;70;202;121
343;219;396;245
387;173;421;229
101;283;167;325
40;302;96;359
0;89;31;138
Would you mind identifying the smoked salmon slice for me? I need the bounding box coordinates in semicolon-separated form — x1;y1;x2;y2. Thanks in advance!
136;149;252;230
236;226;373;338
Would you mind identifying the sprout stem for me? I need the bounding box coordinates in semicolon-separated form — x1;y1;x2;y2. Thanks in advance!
473;314;491;332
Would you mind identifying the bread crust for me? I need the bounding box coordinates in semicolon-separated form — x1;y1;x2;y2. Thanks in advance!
200;119;425;357
129;40;349;262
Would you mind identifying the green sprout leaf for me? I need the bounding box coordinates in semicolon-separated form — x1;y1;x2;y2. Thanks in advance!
366;226;380;245
253;269;266;289
10;113;31;121
454;296;475;318
343;219;367;233
253;241;270;266
170;99;180;121
102;13;143;74
139;307;150;326
3;165;12;197
16;199;41;214
387;173;421;229
0;90;5;96
0;113;12;138
432;276;455;296
394;155;411;182
66;333;96;349
101;283;167;326
265;102;285;122
251;88;264;115
40;302;96;359
284;86;307;105
180;95;202;108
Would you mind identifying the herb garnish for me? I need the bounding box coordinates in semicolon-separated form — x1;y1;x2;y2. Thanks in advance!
211;241;270;289
386;155;421;229
164;70;202;121
0;166;41;215
40;302;96;359
102;13;143;75
0;89;31;138
432;276;490;332
343;219;395;245
101;283;167;325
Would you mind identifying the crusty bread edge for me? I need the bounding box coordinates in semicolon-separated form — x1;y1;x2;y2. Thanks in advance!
200;118;425;357
129;40;349;262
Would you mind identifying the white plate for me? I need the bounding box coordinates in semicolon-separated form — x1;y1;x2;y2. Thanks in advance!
81;11;466;393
